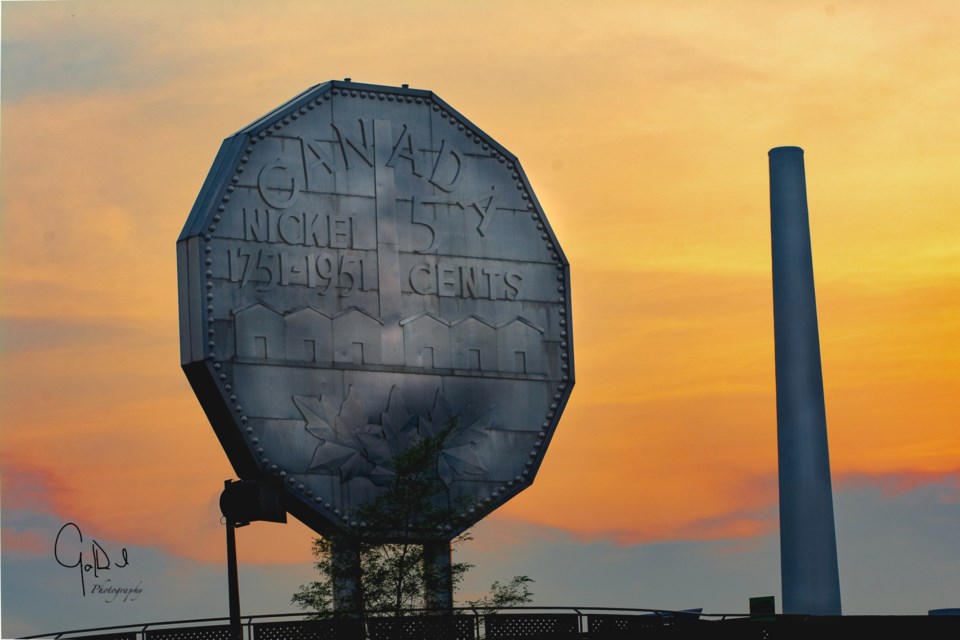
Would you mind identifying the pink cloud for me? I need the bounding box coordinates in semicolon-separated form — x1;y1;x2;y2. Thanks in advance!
0;457;78;518
0;529;48;555
836;469;960;500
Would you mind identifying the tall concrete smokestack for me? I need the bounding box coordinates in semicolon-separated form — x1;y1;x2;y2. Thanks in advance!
769;146;842;615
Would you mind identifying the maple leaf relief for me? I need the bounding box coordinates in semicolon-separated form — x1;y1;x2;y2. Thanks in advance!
422;389;494;487
298;388;378;483
298;385;493;487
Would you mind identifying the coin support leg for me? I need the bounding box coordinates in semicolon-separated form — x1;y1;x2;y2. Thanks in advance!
423;540;453;613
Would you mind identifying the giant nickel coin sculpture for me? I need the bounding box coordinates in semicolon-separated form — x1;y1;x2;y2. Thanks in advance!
178;80;574;538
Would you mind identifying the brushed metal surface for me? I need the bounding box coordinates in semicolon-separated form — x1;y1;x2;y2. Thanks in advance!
178;81;574;538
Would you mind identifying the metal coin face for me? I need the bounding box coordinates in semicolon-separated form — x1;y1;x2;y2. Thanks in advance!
178;80;573;537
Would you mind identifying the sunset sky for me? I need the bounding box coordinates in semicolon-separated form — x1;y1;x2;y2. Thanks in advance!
2;0;959;635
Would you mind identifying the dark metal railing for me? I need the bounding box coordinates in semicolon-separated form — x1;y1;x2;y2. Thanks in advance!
19;606;960;640
17;607;719;640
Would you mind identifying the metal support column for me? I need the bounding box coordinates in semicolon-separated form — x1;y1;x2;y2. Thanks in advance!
331;538;363;615
423;540;453;613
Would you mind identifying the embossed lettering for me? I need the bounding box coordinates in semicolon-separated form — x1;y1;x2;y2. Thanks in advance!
483;267;503;300
306;213;326;246
338;255;365;295
428;139;462;192
386;124;422;177
278;252;304;287
329;216;352;248
258;160;301;209
505;271;523;300
277;212;303;245
244;208;270;242
229;247;251;285
407;262;524;300
331;119;374;169
301;139;338;188
460;266;481;299
243;208;353;249
409;187;498;255
461;187;497;236
438;267;458;297
255;250;277;292
315;254;336;294
409;263;434;295
411;197;440;253
228;246;369;297
258;126;464;211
